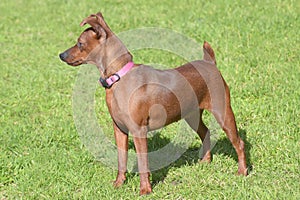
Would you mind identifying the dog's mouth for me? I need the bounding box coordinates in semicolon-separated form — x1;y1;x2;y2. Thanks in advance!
59;52;83;66
67;60;83;66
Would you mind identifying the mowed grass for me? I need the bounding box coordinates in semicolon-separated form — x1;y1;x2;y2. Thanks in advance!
1;0;299;199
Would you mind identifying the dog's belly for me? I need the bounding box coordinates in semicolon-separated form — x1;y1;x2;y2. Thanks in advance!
145;88;200;131
147;103;182;131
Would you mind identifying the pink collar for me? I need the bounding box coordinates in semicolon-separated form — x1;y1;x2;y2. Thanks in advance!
99;61;135;88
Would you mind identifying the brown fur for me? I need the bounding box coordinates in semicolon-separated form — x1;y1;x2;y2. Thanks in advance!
59;12;247;195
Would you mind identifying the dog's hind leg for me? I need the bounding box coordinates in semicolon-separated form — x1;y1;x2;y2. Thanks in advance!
210;87;248;175
185;109;211;163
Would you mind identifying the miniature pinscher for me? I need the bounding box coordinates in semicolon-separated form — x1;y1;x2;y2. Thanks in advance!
59;12;247;195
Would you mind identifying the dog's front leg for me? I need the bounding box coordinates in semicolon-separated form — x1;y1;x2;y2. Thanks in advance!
113;122;128;188
133;127;152;195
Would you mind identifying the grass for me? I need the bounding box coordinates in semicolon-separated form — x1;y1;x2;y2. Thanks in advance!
1;0;299;199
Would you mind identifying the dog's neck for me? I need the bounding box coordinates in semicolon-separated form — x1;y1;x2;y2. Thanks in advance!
95;35;133;78
103;53;133;78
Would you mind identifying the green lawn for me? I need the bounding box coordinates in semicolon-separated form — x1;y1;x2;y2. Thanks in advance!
1;0;299;199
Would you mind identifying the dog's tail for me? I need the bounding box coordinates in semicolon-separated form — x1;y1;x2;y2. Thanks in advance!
203;41;216;65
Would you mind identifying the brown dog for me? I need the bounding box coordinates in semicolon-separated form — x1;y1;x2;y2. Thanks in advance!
59;12;247;195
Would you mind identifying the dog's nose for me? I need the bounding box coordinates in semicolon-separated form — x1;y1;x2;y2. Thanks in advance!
59;52;67;61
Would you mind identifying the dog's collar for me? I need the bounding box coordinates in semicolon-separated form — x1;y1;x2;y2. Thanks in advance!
99;61;134;88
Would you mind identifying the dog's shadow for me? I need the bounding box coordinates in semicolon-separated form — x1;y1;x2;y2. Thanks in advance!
128;128;252;187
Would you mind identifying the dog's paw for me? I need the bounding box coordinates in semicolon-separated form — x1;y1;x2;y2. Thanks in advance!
139;186;152;196
113;173;126;188
199;151;211;163
113;179;125;188
237;167;248;176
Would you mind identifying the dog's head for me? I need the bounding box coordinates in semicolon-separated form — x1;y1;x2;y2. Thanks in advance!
59;12;131;69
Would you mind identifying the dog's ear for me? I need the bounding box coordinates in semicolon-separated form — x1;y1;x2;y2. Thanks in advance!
94;12;113;37
203;41;216;65
80;12;112;39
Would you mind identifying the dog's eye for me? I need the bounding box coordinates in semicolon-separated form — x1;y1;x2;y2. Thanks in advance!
77;42;84;50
